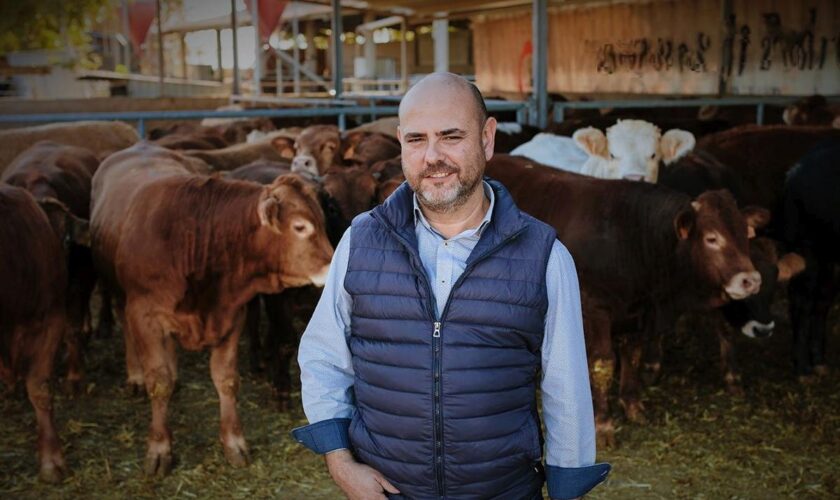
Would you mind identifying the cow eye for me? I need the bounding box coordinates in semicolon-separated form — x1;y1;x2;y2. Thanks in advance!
705;234;719;245
650;153;656;159
293;222;308;233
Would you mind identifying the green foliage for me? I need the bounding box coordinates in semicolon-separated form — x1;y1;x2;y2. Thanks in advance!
0;0;112;55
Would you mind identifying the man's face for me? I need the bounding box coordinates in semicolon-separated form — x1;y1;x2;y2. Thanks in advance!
398;89;496;213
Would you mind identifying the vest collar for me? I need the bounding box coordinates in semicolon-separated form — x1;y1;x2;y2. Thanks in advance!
372;176;527;264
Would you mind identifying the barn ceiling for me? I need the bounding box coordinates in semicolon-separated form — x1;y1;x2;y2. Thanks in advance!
318;0;618;20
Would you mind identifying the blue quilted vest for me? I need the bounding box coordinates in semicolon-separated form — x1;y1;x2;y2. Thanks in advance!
344;179;557;499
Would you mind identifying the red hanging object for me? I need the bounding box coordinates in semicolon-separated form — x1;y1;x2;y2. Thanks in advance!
127;0;157;49
242;0;288;42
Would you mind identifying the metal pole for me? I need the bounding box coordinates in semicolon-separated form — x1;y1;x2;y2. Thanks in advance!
400;17;408;93
252;0;262;96
276;47;283;95
432;13;449;73
155;0;165;96
180;34;188;78
331;0;343;98
292;16;301;94
216;29;223;81
231;0;240;95
756;102;765;125
532;0;548;128
122;0;131;70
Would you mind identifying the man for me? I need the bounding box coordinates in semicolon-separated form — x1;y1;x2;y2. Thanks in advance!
292;73;610;499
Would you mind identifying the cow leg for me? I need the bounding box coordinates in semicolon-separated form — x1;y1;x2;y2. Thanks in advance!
126;301;176;477
264;292;297;410
618;334;646;424
585;306;616;449
210;311;250;468
63;247;97;396
24;318;66;483
711;311;744;396
118;296;144;395
789;266;818;381
809;265;835;377
246;296;264;375
96;285;114;338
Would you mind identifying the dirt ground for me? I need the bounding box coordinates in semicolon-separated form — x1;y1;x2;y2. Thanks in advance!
1;293;838;499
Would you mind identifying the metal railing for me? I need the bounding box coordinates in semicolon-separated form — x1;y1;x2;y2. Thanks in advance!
0;100;529;135
549;95;840;125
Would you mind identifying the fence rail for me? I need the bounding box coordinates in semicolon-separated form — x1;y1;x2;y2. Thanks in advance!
1;95;836;135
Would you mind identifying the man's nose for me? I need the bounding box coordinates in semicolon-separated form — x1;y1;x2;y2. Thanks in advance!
423;140;443;165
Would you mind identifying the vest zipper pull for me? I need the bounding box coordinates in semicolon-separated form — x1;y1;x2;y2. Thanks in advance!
433;321;441;338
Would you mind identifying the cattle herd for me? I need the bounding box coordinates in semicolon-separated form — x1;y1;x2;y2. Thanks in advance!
0;95;838;483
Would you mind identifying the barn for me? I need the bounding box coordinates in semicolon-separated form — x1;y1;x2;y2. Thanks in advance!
1;0;838;498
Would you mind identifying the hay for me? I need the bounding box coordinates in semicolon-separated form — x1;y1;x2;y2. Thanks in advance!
1;294;838;499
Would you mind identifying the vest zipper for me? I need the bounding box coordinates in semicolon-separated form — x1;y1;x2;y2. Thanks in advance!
371;211;525;498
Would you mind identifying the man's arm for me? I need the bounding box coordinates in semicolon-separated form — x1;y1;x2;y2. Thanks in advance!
541;241;611;499
292;228;356;453
291;227;400;499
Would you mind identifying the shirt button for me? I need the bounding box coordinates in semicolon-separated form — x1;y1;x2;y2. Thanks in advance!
441;279;446;284
436;441;441;448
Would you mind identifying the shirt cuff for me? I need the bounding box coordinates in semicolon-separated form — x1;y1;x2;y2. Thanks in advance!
545;463;611;499
291;418;352;454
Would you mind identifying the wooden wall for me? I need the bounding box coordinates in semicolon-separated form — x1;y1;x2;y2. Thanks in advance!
472;0;840;96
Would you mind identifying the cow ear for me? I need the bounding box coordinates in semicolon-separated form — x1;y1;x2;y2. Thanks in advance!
742;206;771;237
777;252;806;282
271;137;296;159
660;129;695;164
257;190;284;233
37;197;91;247
673;206;696;240
572;127;608;158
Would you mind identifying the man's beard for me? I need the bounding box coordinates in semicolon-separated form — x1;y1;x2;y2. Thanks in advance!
412;161;483;213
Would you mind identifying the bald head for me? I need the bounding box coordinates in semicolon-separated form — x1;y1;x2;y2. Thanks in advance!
399;72;488;128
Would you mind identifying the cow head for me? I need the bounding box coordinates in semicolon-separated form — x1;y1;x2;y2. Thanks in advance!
341;131;401;168
783;95;836;126
256;174;334;288
291;125;341;177
721;238;806;338
673;190;766;304
573;120;695;182
306;166;379;246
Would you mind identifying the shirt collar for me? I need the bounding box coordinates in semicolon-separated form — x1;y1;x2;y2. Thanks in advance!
413;181;495;239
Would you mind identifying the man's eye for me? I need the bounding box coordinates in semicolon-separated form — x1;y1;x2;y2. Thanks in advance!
444;136;462;141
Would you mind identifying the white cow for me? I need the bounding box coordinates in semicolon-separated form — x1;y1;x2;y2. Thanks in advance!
510;133;589;173
573;119;695;182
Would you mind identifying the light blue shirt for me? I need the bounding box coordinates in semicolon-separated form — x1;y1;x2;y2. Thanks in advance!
298;181;597;471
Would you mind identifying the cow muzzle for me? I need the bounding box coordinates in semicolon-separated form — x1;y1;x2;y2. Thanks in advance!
292;154;319;177
724;271;761;300
308;263;331;287
741;320;775;339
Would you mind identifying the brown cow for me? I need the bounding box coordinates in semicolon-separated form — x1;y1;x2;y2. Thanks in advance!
228;160;377;406
0;185;77;482
2;141;99;394
290;125;400;176
783;95;840;128
487;155;764;447
695;125;840;210
0;121;139;175
90;143;333;475
184;138;294;171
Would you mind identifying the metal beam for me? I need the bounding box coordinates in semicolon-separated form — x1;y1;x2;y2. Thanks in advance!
252;0;262;96
292;16;301;94
231;0;240;95
433;14;449;72
331;0;343;98
155;0;165;97
531;0;548;128
275;49;329;89
400;17;408;92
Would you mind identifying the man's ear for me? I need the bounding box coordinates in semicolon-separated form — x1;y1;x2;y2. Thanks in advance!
483;116;497;161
